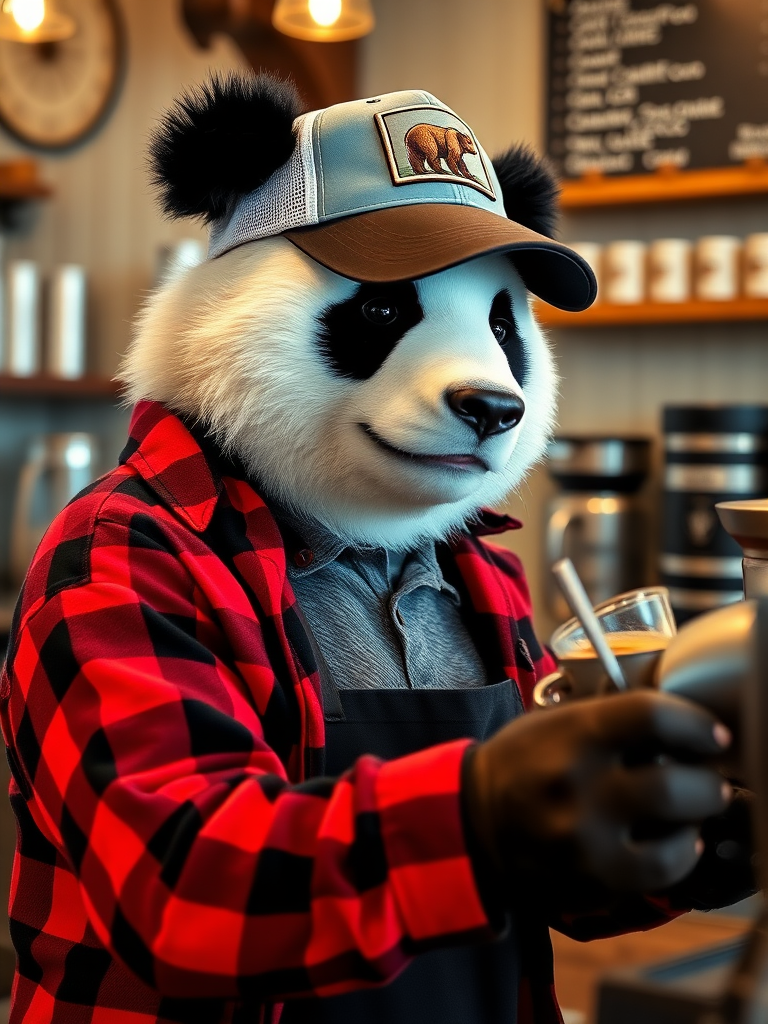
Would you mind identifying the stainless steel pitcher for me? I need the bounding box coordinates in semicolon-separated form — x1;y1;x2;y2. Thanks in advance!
10;433;99;589
544;436;652;622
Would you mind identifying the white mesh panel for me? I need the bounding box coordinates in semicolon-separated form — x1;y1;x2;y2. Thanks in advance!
208;110;320;259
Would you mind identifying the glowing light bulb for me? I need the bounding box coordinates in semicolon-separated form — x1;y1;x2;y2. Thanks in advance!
8;0;45;32
308;0;341;27
272;0;373;42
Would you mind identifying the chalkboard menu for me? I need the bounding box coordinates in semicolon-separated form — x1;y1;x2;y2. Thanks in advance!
546;0;768;179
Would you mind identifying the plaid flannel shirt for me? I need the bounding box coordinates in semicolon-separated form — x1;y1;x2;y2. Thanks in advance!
1;401;682;1024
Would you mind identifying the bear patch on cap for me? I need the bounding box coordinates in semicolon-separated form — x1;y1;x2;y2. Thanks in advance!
149;72;597;312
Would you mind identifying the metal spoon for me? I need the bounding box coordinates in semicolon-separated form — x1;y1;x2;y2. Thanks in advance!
552;558;628;692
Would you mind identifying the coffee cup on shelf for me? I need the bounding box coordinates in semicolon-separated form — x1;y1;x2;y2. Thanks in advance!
648;238;692;303
603;240;646;304
743;233;768;299
567;242;602;303
694;235;741;301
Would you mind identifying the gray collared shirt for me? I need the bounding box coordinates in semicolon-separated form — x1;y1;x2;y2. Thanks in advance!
273;507;489;691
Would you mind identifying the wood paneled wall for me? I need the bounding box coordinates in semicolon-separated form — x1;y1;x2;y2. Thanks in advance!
0;1;248;378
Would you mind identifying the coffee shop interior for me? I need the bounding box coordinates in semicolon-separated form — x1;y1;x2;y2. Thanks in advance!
1;0;768;1021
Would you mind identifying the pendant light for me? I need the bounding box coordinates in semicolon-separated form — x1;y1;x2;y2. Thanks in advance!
0;0;76;42
272;0;374;42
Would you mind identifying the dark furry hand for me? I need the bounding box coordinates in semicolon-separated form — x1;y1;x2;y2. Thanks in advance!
462;691;733;916
663;784;757;911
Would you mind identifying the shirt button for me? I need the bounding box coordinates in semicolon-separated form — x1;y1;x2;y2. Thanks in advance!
294;548;314;568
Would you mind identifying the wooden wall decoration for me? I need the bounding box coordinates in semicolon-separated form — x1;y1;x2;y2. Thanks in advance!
181;0;358;110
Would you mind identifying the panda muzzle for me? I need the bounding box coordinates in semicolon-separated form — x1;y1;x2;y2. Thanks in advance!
447;387;525;441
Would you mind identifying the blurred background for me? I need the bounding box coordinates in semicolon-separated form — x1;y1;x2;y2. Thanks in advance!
0;1;767;1019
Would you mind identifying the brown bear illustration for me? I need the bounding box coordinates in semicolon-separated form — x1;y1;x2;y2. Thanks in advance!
404;123;479;182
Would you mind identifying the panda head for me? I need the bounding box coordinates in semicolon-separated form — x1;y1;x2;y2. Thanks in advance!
122;73;596;550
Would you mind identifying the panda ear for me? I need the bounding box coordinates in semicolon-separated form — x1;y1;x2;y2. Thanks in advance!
149;72;304;224
491;145;560;239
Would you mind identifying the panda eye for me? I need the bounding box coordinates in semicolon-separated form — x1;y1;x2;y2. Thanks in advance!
490;318;515;345
362;298;399;325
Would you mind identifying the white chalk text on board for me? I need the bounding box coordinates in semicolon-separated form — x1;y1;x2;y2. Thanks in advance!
547;0;768;178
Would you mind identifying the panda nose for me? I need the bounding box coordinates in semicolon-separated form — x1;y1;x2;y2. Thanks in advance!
446;387;525;440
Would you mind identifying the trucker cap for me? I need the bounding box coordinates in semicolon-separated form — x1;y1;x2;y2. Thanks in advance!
207;88;597;312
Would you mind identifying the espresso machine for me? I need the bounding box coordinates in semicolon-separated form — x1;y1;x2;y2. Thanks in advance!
596;498;768;1024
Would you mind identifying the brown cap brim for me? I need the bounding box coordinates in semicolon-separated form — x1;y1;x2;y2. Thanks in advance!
284;204;597;312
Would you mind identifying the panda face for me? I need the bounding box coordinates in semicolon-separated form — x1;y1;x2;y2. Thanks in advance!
123;236;557;550
315;258;541;510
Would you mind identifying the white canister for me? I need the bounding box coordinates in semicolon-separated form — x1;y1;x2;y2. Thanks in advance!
694;236;741;301
743;233;768;299
7;259;40;377
647;238;692;303
567;242;602;303
46;264;87;379
603;240;646;304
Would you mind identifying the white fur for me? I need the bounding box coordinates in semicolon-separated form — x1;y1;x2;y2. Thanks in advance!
121;237;558;549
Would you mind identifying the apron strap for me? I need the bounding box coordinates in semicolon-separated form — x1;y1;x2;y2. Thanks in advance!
291;600;345;721
314;634;345;721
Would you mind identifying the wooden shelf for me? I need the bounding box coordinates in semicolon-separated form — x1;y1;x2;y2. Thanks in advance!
559;161;768;209
0;374;122;398
535;296;768;328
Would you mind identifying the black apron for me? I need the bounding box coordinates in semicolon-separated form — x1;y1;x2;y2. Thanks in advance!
281;670;525;1024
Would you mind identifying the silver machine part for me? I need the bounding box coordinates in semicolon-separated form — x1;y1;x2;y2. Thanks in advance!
548;436;651;477
660;554;744;579
665;464;765;494
665;433;768;455
545;493;648;621
717;500;768;600
657;599;755;729
544;437;651;621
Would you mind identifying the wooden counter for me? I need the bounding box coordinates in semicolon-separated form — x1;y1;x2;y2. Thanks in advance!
552;910;754;1023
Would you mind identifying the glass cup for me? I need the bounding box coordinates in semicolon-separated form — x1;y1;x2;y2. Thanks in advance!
534;587;677;708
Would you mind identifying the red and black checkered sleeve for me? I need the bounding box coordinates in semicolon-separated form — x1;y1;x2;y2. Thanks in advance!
1;502;495;1002
451;536;557;707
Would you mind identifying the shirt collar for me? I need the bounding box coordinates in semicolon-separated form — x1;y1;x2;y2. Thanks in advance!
120;401;225;532
270;502;348;575
469;508;522;535
271;500;462;605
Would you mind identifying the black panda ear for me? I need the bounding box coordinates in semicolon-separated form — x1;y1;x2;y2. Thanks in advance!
491;145;560;239
149;72;304;224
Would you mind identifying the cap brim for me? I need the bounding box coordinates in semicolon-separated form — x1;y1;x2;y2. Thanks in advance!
284;204;597;312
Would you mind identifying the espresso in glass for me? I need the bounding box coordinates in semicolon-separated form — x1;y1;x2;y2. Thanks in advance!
557;631;672;696
549;588;677;699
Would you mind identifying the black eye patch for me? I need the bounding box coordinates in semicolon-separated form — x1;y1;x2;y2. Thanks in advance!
489;289;528;389
317;281;424;380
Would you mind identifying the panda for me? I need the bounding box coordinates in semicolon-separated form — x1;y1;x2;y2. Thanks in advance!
0;72;753;1024
123;88;561;554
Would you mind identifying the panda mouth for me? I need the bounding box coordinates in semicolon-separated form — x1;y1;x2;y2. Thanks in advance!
360;424;489;472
